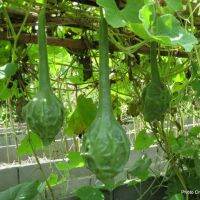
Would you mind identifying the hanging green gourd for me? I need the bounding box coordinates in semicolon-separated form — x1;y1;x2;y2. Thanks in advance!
82;9;130;188
23;2;64;145
141;42;171;122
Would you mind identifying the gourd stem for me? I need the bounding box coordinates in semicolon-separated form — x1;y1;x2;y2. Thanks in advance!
29;135;55;200
150;42;161;84
38;2;51;91
98;9;112;114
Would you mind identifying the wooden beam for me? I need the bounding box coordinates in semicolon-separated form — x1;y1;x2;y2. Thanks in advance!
2;8;97;30
0;32;188;58
0;33;92;51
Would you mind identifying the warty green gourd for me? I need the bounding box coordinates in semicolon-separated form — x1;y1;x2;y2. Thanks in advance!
142;42;171;122
82;9;130;188
23;3;64;145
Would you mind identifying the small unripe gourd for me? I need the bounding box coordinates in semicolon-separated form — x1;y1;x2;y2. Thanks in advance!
23;3;64;145
142;42;171;122
82;9;130;187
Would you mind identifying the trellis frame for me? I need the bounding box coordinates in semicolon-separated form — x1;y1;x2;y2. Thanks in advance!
1;0;199;58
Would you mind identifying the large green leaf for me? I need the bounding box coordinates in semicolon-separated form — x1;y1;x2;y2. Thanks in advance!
96;0;145;28
139;4;198;52
129;23;150;39
75;186;104;200
97;1;197;51
0;181;40;200
65;95;97;136
96;0;125;28
138;3;156;32
121;0;145;24
153;14;198;52
122;1;149;39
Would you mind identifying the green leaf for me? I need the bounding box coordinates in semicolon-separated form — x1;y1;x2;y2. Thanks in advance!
76;95;97;127
96;0;125;28
56;161;70;171
153;14;198;52
17;132;43;156
172;82;187;93
169;135;196;157
139;3;156;32
47;173;58;187
96;0;145;28
134;130;155;150
165;0;183;11
36;0;45;4
170;193;184;200
0;181;40;200
56;152;85;171
121;0;145;24
65;95;97;136
75;186;104;200
128;155;152;181
191;79;200;96
0;80;19;101
0;82;11;100
0;63;18;80
139;4;198;51
129;23;150;39
67;151;85;169
189;126;200;137
97;0;197;51
173;73;186;83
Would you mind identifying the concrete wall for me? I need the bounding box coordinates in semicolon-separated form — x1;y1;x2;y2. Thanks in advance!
0;147;164;200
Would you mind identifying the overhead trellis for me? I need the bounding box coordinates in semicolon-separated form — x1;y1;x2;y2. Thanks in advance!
0;0;199;57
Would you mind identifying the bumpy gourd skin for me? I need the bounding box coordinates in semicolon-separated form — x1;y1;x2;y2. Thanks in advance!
142;81;171;122
23;90;64;145
142;42;171;122
82;9;130;187
83;113;130;185
23;3;64;145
